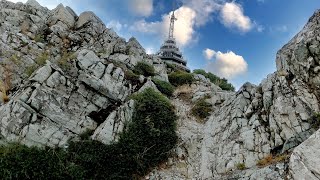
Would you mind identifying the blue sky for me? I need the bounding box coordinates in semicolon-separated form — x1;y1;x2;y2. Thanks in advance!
10;0;320;89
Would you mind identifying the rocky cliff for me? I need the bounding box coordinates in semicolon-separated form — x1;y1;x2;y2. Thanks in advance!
0;0;320;179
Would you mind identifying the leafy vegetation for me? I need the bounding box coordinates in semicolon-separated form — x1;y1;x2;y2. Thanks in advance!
79;129;95;140
34;34;45;43
8;54;21;65
152;78;174;97
57;51;76;71
0;143;73;179
133;61;155;77
168;71;195;86
236;163;246;170
35;52;49;66
124;69;141;84
25;65;37;77
0;88;178;179
308;112;320;129
193;69;235;91
191;97;212;121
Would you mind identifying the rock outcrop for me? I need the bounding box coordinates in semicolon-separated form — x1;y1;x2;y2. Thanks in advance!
0;0;164;148
1;0;320;179
150;9;320;180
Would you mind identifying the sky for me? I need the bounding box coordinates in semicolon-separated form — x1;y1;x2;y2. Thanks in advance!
8;0;320;89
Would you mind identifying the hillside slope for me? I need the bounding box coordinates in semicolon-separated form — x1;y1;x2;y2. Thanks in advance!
1;0;320;179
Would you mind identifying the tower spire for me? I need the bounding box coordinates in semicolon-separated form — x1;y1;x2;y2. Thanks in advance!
168;2;177;39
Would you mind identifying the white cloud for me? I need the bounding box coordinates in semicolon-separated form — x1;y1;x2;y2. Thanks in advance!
220;2;252;33
257;24;265;32
128;0;153;17
106;20;123;32
162;7;197;46
130;19;161;34
270;25;288;33
204;49;248;79
145;47;155;54
182;0;220;26
203;48;216;60
130;6;196;47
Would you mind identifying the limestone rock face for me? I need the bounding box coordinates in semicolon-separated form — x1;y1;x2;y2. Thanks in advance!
1;0;320;179
47;4;75;28
150;9;320;180
289;129;320;180
92;100;135;144
0;0;168;147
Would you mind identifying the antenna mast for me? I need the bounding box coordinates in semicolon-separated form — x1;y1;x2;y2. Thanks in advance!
168;1;177;39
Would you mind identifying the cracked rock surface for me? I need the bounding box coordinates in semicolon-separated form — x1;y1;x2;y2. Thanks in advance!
1;0;320;179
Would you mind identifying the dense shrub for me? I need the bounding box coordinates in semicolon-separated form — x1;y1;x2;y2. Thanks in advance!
152;78;174;97
308;112;320;129
191;98;212;121
124;69;140;84
193;69;235;91
0;88;177;179
0;143;76;179
168;71;195;86
133;61;155;77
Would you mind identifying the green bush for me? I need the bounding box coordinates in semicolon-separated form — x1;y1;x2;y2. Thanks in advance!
193;69;235;91
133;61;155;77
191;98;212;121
34;34;45;43
236;163;246;170
124;70;140;84
152;78;174;97
79;129;95;140
0;88;178;179
168;71;195;86
0;143;79;179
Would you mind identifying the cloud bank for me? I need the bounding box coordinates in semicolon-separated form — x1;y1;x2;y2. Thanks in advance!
130;0;256;47
128;0;153;17
204;49;248;79
220;2;253;33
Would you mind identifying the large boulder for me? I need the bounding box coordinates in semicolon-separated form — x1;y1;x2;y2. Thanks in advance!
289;129;320;179
47;3;76;28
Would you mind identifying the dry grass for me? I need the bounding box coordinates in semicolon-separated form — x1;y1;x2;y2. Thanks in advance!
173;85;193;101
0;66;12;103
57;51;76;70
20;20;30;35
35;51;49;66
256;154;289;167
